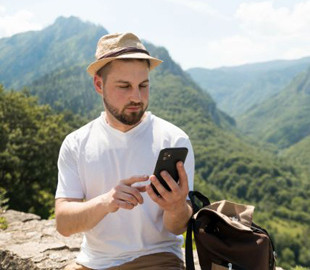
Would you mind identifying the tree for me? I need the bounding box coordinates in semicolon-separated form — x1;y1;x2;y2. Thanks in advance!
0;86;83;218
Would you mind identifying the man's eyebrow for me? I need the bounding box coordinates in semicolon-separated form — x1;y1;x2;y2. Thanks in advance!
115;79;149;84
140;79;149;84
115;80;130;84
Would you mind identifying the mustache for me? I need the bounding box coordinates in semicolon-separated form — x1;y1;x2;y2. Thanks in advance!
125;102;143;108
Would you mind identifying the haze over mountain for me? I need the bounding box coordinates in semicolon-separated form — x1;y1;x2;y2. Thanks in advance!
0;16;309;269
238;67;310;148
187;58;310;117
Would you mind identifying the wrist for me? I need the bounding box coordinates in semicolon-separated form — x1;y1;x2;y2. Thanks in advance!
98;193;118;215
166;201;192;217
163;201;193;235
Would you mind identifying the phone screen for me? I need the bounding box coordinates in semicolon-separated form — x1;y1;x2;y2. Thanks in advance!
151;147;188;196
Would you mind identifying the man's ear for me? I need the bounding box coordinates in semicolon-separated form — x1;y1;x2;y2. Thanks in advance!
94;74;104;95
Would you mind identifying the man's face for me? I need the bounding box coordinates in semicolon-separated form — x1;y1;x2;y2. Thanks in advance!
99;59;150;130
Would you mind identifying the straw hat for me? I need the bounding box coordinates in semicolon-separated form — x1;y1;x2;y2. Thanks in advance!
87;32;163;77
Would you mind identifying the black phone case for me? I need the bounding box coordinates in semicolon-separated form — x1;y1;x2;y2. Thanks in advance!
151;147;188;196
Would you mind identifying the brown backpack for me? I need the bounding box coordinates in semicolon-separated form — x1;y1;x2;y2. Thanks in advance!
185;191;277;270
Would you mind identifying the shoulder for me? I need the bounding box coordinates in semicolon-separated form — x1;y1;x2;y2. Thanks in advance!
62;116;102;149
150;113;189;139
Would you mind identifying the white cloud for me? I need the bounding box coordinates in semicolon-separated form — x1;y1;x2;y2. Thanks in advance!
283;46;310;60
165;0;227;19
0;7;42;37
236;1;310;39
0;5;6;14
200;0;310;67
206;35;268;67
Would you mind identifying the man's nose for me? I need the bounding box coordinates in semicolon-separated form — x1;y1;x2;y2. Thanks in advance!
130;87;141;102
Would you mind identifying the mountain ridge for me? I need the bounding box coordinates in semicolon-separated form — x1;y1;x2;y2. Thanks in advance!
238;67;310;148
187;57;310;116
0;16;107;89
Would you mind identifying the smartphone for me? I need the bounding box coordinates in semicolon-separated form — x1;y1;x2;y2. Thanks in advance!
151;147;188;196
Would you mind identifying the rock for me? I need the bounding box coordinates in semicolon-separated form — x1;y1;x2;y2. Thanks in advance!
0;210;82;270
0;210;283;270
0;210;200;270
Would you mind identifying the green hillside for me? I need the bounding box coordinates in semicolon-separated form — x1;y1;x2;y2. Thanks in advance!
29;64;99;117
0;16;310;268
281;135;310;171
187;58;310;116
238;68;310;148
0;16;107;90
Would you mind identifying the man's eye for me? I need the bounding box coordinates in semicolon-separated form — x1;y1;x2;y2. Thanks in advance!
140;84;149;88
119;85;129;89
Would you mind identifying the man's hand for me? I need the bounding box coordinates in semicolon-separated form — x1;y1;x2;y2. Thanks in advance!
146;162;188;211
146;162;192;234
55;175;148;236
105;175;148;213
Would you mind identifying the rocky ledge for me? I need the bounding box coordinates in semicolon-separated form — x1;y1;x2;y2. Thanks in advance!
0;210;285;270
0;210;82;270
0;210;201;270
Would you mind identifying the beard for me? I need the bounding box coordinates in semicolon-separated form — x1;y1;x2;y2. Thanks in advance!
103;98;148;126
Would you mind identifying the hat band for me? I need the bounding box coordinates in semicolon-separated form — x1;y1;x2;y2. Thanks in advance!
99;47;150;59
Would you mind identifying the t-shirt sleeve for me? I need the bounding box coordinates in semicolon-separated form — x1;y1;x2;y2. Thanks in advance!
176;137;195;192
185;140;195;192
55;135;84;199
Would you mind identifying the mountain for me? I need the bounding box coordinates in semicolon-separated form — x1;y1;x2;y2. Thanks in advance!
0;16;107;90
238;68;310;148
281;135;310;172
187;58;310;116
0;16;310;268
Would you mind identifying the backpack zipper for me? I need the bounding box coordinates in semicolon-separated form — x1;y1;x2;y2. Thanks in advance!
218;261;245;270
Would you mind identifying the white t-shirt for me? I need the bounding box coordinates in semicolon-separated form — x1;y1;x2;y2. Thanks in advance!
56;111;195;269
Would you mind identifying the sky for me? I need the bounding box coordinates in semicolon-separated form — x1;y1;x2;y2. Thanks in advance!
0;0;310;70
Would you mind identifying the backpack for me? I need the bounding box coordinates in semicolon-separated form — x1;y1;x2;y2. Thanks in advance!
185;191;277;270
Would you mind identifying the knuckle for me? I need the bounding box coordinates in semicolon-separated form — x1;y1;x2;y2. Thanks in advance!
114;185;122;192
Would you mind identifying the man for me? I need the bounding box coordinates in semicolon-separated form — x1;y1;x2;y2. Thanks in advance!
55;32;195;270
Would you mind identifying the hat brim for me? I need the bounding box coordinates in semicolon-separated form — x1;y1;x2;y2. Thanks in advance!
87;52;163;77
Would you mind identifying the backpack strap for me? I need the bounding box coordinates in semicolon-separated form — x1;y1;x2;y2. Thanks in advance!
186;191;211;270
186;218;195;270
189;190;211;214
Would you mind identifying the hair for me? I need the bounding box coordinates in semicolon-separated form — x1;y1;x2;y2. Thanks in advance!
96;59;151;84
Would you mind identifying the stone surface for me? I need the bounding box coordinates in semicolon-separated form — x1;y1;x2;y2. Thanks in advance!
0;210;200;270
0;210;283;270
0;210;82;270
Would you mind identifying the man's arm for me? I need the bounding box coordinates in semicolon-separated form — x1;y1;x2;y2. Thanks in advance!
163;200;193;235
55;196;110;237
55;175;148;236
146;162;193;235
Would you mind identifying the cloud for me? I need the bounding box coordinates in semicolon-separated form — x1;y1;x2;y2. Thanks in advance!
202;1;310;67
165;0;227;19
0;5;6;14
235;1;310;39
0;6;42;37
206;35;268;67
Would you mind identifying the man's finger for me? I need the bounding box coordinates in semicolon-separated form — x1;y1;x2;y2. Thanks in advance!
136;186;147;193
159;171;179;193
117;192;139;206
149;175;171;199
146;183;164;204
115;199;135;210
176;162;188;189
115;184;145;204
121;175;149;186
